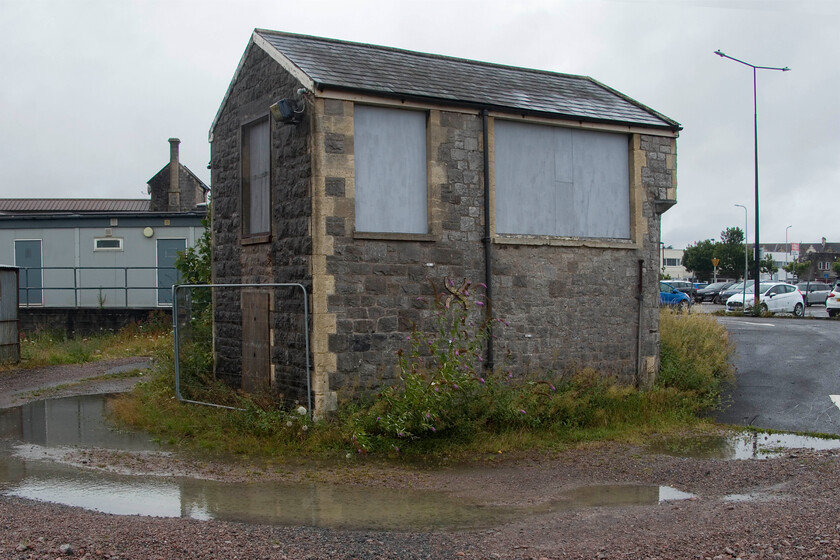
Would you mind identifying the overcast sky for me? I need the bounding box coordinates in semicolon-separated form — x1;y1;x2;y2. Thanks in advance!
1;0;837;250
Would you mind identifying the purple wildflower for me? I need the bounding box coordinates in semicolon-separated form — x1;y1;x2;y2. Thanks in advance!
550;385;556;392
520;409;527;414
431;427;436;433
479;283;487;289
453;383;459;389
475;301;485;307
479;377;485;384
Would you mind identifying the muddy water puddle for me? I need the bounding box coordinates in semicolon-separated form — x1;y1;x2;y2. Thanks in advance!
2;394;833;530
648;431;840;459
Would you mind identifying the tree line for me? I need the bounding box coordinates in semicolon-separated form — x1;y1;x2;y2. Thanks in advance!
680;227;777;282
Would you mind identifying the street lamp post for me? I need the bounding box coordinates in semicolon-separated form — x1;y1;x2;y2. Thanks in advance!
715;50;789;311
785;225;792;279
735;204;748;311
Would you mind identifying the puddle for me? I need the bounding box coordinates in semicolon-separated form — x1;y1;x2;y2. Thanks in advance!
0;394;697;530
648;431;840;460
0;394;163;451
545;485;694;510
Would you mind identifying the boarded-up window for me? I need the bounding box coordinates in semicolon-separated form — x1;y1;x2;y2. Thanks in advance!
354;106;427;234
242;118;270;236
494;120;630;239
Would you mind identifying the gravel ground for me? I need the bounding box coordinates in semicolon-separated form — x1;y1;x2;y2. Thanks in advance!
1;360;840;559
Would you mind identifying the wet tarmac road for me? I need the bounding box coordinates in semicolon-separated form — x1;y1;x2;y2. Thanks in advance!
712;311;840;434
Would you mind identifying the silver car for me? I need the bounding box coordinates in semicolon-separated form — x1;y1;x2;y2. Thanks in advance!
796;282;832;306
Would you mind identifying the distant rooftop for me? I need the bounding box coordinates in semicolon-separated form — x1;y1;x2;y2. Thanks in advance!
0;199;151;214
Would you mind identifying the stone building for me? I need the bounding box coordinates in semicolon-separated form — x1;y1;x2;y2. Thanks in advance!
209;30;681;415
147;138;210;212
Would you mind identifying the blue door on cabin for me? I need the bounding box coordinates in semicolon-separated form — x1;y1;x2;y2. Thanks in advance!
15;240;42;305
157;239;185;306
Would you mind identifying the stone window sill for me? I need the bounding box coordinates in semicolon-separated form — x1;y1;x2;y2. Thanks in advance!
241;233;271;246
353;231;437;242
493;235;638;250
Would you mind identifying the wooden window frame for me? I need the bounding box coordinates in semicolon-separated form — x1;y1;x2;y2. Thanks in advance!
241;115;271;243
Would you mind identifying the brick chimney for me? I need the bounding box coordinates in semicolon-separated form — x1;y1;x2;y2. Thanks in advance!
168;138;181;211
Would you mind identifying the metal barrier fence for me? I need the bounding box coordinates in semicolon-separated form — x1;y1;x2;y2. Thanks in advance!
17;266;178;307
172;283;311;415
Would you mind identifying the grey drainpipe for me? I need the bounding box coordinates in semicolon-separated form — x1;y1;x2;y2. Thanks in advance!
635;259;645;388
482;109;494;370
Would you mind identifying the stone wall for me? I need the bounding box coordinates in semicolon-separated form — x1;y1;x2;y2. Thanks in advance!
210;45;312;399
211;43;677;414
20;308;170;338
315;107;676;401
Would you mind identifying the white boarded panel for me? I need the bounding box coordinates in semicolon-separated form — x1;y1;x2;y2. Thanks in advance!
354;106;427;234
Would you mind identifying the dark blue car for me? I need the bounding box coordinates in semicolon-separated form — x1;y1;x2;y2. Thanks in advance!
660;281;691;311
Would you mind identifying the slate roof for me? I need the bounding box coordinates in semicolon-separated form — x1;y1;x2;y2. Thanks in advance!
237;30;679;132
0;199;151;214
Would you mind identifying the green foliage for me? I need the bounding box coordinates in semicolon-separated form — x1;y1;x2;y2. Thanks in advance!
834;261;840;277
758;253;777;275
682;227;748;281
10;315;171;369
175;210;211;286
783;260;809;279
347;279;497;451
115;283;738;460
657;309;735;412
717;227;747;279
681;239;716;281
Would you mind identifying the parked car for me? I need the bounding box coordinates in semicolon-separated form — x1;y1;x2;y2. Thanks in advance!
796;282;832;306
725;281;804;316
694;281;736;304
827;283;840;318
660;281;691;311
662;280;697;301
718;281;747;303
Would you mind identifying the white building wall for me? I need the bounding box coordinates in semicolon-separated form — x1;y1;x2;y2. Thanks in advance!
0;224;202;307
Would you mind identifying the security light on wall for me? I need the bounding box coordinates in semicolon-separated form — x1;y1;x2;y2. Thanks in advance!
270;98;304;124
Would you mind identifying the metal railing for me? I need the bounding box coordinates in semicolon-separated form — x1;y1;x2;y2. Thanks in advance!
17;266;178;308
172;283;312;416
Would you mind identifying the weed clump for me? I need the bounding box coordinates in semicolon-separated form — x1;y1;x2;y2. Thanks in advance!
113;282;736;460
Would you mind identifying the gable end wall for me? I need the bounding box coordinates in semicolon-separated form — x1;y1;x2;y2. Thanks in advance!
210;46;313;398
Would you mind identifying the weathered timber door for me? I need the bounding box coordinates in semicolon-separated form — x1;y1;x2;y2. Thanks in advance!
241;290;271;393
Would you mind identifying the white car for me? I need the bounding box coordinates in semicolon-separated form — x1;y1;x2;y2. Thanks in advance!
725;281;805;317
827;283;840;318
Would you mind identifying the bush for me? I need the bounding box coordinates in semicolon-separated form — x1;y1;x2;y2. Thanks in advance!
657;309;735;412
116;282;738;459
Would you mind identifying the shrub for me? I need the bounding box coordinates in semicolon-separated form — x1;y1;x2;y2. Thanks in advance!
657;309;735;412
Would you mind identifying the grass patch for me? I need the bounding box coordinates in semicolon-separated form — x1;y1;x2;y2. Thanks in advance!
20;368;150;401
4;313;171;370
110;289;736;463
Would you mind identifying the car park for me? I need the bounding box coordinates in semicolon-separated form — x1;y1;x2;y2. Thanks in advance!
718;281;747;304
725;281;804;317
694;281;736;303
827;283;840;318
796;282;832;306
662;280;697;301
660;281;691;311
